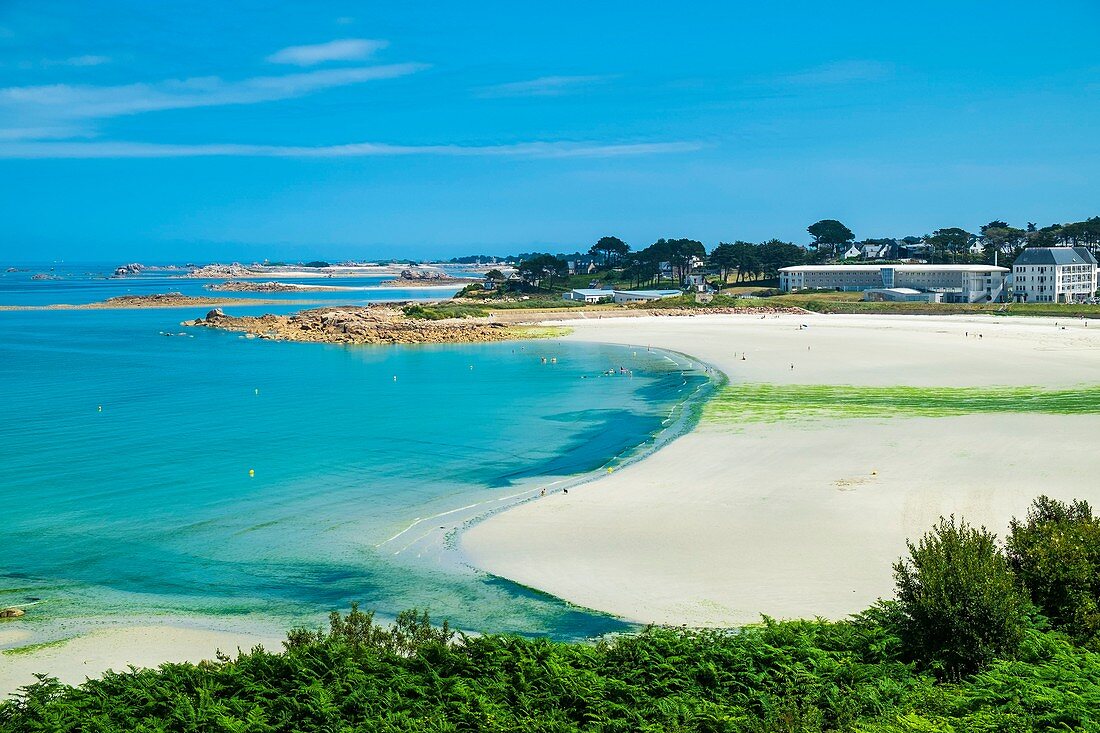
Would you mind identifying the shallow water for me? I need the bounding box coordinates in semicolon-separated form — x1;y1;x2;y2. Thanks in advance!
0;267;711;643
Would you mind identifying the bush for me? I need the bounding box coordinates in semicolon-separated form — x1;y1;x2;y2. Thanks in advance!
893;516;1031;679
1007;496;1100;645
402;303;487;320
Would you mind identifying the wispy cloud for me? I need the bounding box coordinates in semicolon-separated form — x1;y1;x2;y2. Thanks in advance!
266;39;388;66
776;60;893;86
49;55;112;68
0;139;703;160
0;64;427;126
476;75;616;98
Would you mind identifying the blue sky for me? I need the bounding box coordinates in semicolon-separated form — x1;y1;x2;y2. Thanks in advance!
1;1;1098;262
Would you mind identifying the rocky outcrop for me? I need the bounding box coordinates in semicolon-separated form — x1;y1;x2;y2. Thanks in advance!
188;264;255;279
187;305;517;345
0;607;25;618
31;273;60;281
380;268;472;287
113;263;145;276
204;281;347;293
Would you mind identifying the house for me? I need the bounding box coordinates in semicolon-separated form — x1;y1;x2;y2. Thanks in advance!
1011;247;1098;303
684;274;710;292
562;288;613;304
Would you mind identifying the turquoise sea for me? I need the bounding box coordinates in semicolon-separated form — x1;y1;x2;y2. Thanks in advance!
0;265;712;645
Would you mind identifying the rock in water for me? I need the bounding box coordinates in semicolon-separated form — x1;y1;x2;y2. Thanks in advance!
0;607;25;618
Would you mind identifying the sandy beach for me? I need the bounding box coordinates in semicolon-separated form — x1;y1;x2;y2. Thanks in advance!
463;312;1100;626
0;620;282;695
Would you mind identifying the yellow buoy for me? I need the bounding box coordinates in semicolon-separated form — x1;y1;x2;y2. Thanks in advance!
248;469;255;478
607;467;614;473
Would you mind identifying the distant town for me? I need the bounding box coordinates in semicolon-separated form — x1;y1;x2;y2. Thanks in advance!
442;216;1100;306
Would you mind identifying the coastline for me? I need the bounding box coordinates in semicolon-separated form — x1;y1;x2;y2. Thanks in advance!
0;615;285;694
8;310;1100;694
462;312;1100;626
0;336;708;696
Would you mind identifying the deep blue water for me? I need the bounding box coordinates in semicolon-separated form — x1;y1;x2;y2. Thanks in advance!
0;266;711;643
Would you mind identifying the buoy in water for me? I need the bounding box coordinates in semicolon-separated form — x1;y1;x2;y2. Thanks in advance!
254;388;259;395
97;405;102;412
248;469;255;478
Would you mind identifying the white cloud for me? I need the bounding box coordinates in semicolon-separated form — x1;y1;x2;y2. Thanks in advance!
777;60;893;86
0;139;703;160
266;39;388;66
476;75;615;98
54;55;112;67
0;64;427;125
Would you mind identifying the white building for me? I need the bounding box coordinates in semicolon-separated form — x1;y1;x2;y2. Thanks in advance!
612;289;681;304
562;288;613;303
779;264;1009;303
1011;247;1098;303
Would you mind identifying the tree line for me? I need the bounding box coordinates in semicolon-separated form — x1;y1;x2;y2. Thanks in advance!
4;494;1100;730
493;214;1100;290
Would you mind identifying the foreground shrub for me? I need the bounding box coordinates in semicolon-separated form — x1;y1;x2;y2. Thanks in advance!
893;516;1030;679
1007;495;1100;646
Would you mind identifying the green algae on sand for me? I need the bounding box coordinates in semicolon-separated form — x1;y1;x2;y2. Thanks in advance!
703;383;1100;423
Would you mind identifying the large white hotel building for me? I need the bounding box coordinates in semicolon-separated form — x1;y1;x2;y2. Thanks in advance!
1011;247;1098;303
778;264;1008;303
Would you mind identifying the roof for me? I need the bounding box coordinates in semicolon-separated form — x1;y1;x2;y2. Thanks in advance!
1013;247;1098;267
614;289;681;297
867;287;922;295
570;289;612;296
780;264;1008;273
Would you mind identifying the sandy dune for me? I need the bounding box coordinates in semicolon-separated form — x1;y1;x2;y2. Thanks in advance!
463;313;1100;626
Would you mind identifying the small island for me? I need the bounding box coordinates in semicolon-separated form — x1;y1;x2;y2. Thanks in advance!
186;305;552;345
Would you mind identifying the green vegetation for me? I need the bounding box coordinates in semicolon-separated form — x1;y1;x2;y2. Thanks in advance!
6;497;1100;731
1;638;73;657
704;384;1100;423
739;292;1100;317
1008;497;1100;647
402;303;488;320
894;517;1030;680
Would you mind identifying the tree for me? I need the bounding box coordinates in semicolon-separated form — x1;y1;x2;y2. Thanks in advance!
708;242;733;283
756;240;804;278
1007;496;1100;646
980;221;1025;264
807;219;855;257
925;227;973;263
893;516;1030;679
588;236;630;267
729;241;761;281
517;254;567;290
661;238;706;285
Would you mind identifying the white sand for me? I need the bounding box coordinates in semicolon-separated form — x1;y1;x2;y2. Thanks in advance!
1;621;282;696
463;313;1100;626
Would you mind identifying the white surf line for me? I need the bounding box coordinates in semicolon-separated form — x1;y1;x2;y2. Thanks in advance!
377;478;573;552
389;479;576;557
